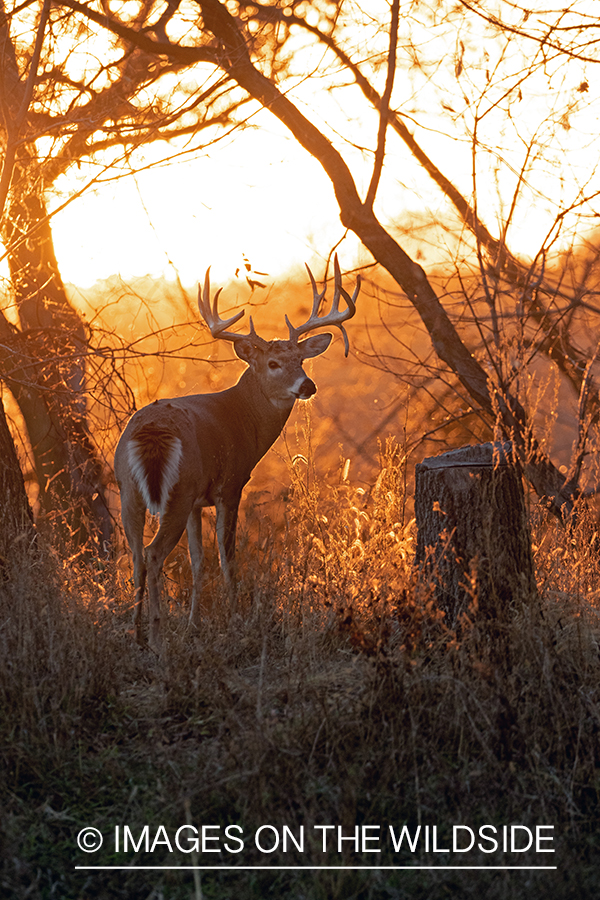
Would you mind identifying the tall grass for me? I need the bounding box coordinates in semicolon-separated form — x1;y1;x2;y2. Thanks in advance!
0;440;599;899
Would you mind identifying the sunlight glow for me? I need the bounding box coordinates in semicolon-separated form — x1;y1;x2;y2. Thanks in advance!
20;0;600;290
50;124;345;288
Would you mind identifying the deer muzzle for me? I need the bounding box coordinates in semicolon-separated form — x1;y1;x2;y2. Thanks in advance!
295;376;317;400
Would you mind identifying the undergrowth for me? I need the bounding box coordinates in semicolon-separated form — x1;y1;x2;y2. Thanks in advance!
0;442;599;899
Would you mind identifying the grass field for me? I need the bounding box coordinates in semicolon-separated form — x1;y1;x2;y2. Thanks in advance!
1;430;599;900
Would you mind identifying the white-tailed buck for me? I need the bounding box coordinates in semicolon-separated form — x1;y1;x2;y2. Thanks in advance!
115;257;360;650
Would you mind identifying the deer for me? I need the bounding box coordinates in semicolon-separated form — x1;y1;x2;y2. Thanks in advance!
114;257;360;651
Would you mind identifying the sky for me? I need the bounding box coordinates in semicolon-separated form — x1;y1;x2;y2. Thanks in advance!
3;1;599;294
49;119;348;289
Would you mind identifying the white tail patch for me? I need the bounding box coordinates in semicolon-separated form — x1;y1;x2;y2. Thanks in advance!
127;435;183;517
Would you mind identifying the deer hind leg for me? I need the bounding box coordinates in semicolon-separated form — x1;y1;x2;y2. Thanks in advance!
145;502;193;652
120;489;148;644
215;495;241;604
186;500;205;626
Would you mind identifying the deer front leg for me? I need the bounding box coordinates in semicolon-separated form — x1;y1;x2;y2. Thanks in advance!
215;494;240;602
186;500;205;626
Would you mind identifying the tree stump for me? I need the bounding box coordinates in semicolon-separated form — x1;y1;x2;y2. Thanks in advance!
414;442;536;625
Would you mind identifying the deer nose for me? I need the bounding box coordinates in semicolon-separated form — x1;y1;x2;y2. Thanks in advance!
295;376;317;399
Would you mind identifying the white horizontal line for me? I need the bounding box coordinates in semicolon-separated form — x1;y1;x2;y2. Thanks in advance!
75;865;558;871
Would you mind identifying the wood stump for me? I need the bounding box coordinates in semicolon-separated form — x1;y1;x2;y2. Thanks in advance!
414;442;536;625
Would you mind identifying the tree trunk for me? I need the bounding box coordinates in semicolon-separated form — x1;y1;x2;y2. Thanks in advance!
414;442;536;626
0;396;36;570
0;16;111;556
0;160;112;554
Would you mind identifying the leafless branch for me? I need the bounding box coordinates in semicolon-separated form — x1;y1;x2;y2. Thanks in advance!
365;0;399;210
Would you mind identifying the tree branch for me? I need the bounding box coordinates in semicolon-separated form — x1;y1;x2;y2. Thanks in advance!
0;0;50;221
365;0;399;210
59;0;217;64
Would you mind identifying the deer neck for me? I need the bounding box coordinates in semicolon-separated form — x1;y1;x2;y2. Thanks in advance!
234;368;295;456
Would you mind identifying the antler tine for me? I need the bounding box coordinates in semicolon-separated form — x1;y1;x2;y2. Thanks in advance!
332;255;361;357
306;263;328;319
285;264;326;340
198;267;246;342
286;254;360;357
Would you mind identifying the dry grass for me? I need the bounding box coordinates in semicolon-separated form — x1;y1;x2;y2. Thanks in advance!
0;434;599;900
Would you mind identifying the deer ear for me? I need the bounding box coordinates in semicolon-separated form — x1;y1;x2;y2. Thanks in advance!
234;338;263;363
298;333;332;359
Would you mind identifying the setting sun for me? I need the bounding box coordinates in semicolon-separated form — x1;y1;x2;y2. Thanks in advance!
49;121;347;287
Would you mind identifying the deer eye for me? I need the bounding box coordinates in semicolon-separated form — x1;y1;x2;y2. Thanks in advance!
268;360;281;370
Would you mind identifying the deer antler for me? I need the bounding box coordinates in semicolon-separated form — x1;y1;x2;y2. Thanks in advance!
198;268;262;343
285;255;360;357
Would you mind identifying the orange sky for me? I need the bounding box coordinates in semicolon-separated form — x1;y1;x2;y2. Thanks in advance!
3;1;598;291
